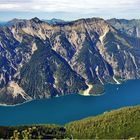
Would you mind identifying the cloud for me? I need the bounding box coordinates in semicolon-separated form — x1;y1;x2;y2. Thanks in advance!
0;0;139;20
0;0;139;12
0;3;20;9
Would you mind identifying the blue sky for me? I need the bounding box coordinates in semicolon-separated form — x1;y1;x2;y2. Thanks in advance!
0;0;140;21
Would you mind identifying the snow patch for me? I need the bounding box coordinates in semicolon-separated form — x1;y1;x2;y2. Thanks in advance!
32;43;38;54
113;76;120;84
89;67;94;78
88;49;93;54
117;44;121;50
136;27;139;37
95;66;104;85
129;52;138;69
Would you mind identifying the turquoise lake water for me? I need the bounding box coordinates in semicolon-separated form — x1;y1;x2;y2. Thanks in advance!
0;80;140;126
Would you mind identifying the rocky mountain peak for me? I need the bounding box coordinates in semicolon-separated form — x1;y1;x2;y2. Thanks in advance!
1;17;140;105
30;17;42;23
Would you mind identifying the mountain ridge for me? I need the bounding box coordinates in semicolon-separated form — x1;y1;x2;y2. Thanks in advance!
0;17;140;105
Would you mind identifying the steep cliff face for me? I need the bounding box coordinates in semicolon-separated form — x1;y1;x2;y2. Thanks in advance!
0;17;140;105
49;18;140;83
107;18;140;38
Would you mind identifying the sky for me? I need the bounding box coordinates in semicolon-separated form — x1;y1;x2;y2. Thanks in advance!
0;0;140;21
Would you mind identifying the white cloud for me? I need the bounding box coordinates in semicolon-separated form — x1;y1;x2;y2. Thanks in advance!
0;0;139;12
0;0;140;20
0;3;20;9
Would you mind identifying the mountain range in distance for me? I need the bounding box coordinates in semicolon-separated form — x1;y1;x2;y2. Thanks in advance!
0;17;140;105
0;18;67;26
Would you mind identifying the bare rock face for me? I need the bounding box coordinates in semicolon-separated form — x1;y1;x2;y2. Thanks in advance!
0;17;140;105
107;18;140;38
0;81;32;105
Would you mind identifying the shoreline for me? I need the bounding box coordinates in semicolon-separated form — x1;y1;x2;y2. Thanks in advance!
0;79;139;107
82;84;93;96
0;99;33;107
0;104;139;127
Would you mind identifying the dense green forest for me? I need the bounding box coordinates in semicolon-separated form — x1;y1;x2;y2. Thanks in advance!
66;105;140;139
0;105;140;139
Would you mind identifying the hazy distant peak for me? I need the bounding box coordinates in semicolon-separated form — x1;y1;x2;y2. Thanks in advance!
44;18;66;25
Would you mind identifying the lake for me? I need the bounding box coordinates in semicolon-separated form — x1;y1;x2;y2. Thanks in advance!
0;79;140;126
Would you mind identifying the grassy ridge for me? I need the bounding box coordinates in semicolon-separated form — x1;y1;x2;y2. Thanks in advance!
66;105;140;139
0;105;140;139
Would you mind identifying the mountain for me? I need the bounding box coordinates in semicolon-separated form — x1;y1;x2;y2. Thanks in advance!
0;22;7;26
0;17;140;105
107;18;140;38
43;18;67;25
1;105;140;139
